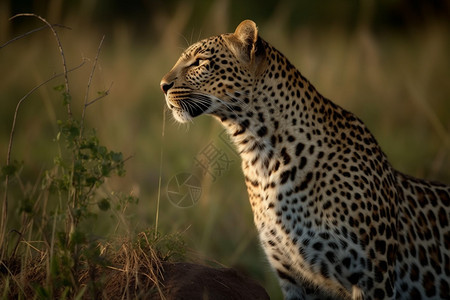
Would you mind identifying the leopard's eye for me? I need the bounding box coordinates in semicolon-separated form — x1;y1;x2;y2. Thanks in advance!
190;58;201;67
189;57;208;68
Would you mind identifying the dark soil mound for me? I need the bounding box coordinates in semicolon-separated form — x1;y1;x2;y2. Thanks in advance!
154;262;270;300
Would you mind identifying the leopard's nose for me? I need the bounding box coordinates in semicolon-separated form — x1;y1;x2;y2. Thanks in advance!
160;81;174;95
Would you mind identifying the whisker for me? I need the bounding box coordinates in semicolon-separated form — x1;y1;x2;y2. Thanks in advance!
190;28;194;46
177;32;190;49
174;91;262;140
197;29;202;43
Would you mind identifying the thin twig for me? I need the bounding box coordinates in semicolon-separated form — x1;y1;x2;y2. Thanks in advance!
11;13;73;118
0;24;71;49
81;35;106;136
85;82;113;107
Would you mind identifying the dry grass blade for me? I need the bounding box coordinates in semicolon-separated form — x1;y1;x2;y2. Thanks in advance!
93;233;167;299
0;260;26;295
136;232;165;299
155;106;167;239
2;232;171;299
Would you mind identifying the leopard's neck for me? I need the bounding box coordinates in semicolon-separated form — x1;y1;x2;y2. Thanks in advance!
218;54;326;180
217;62;328;220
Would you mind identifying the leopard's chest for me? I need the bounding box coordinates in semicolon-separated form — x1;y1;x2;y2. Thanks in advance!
239;143;313;216
244;170;368;294
247;176;364;291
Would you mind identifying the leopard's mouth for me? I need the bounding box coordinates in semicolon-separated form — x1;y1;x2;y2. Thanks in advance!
166;93;212;122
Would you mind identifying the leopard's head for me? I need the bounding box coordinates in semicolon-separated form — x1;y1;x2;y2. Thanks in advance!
160;20;267;123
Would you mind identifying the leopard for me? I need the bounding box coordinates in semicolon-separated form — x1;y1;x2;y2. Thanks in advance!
160;20;450;300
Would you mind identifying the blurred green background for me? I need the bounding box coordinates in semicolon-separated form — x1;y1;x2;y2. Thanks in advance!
1;0;449;298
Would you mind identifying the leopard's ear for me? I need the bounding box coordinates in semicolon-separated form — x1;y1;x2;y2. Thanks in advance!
234;20;258;50
225;20;266;72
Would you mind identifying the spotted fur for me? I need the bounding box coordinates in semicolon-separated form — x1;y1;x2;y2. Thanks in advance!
160;20;450;300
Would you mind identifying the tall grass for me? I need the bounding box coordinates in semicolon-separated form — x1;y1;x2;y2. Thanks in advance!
0;2;449;298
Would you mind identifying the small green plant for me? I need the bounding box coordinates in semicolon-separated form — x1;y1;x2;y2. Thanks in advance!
0;14;177;299
35;118;129;298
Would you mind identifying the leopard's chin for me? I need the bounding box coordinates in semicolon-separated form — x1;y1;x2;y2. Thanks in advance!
171;107;193;123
